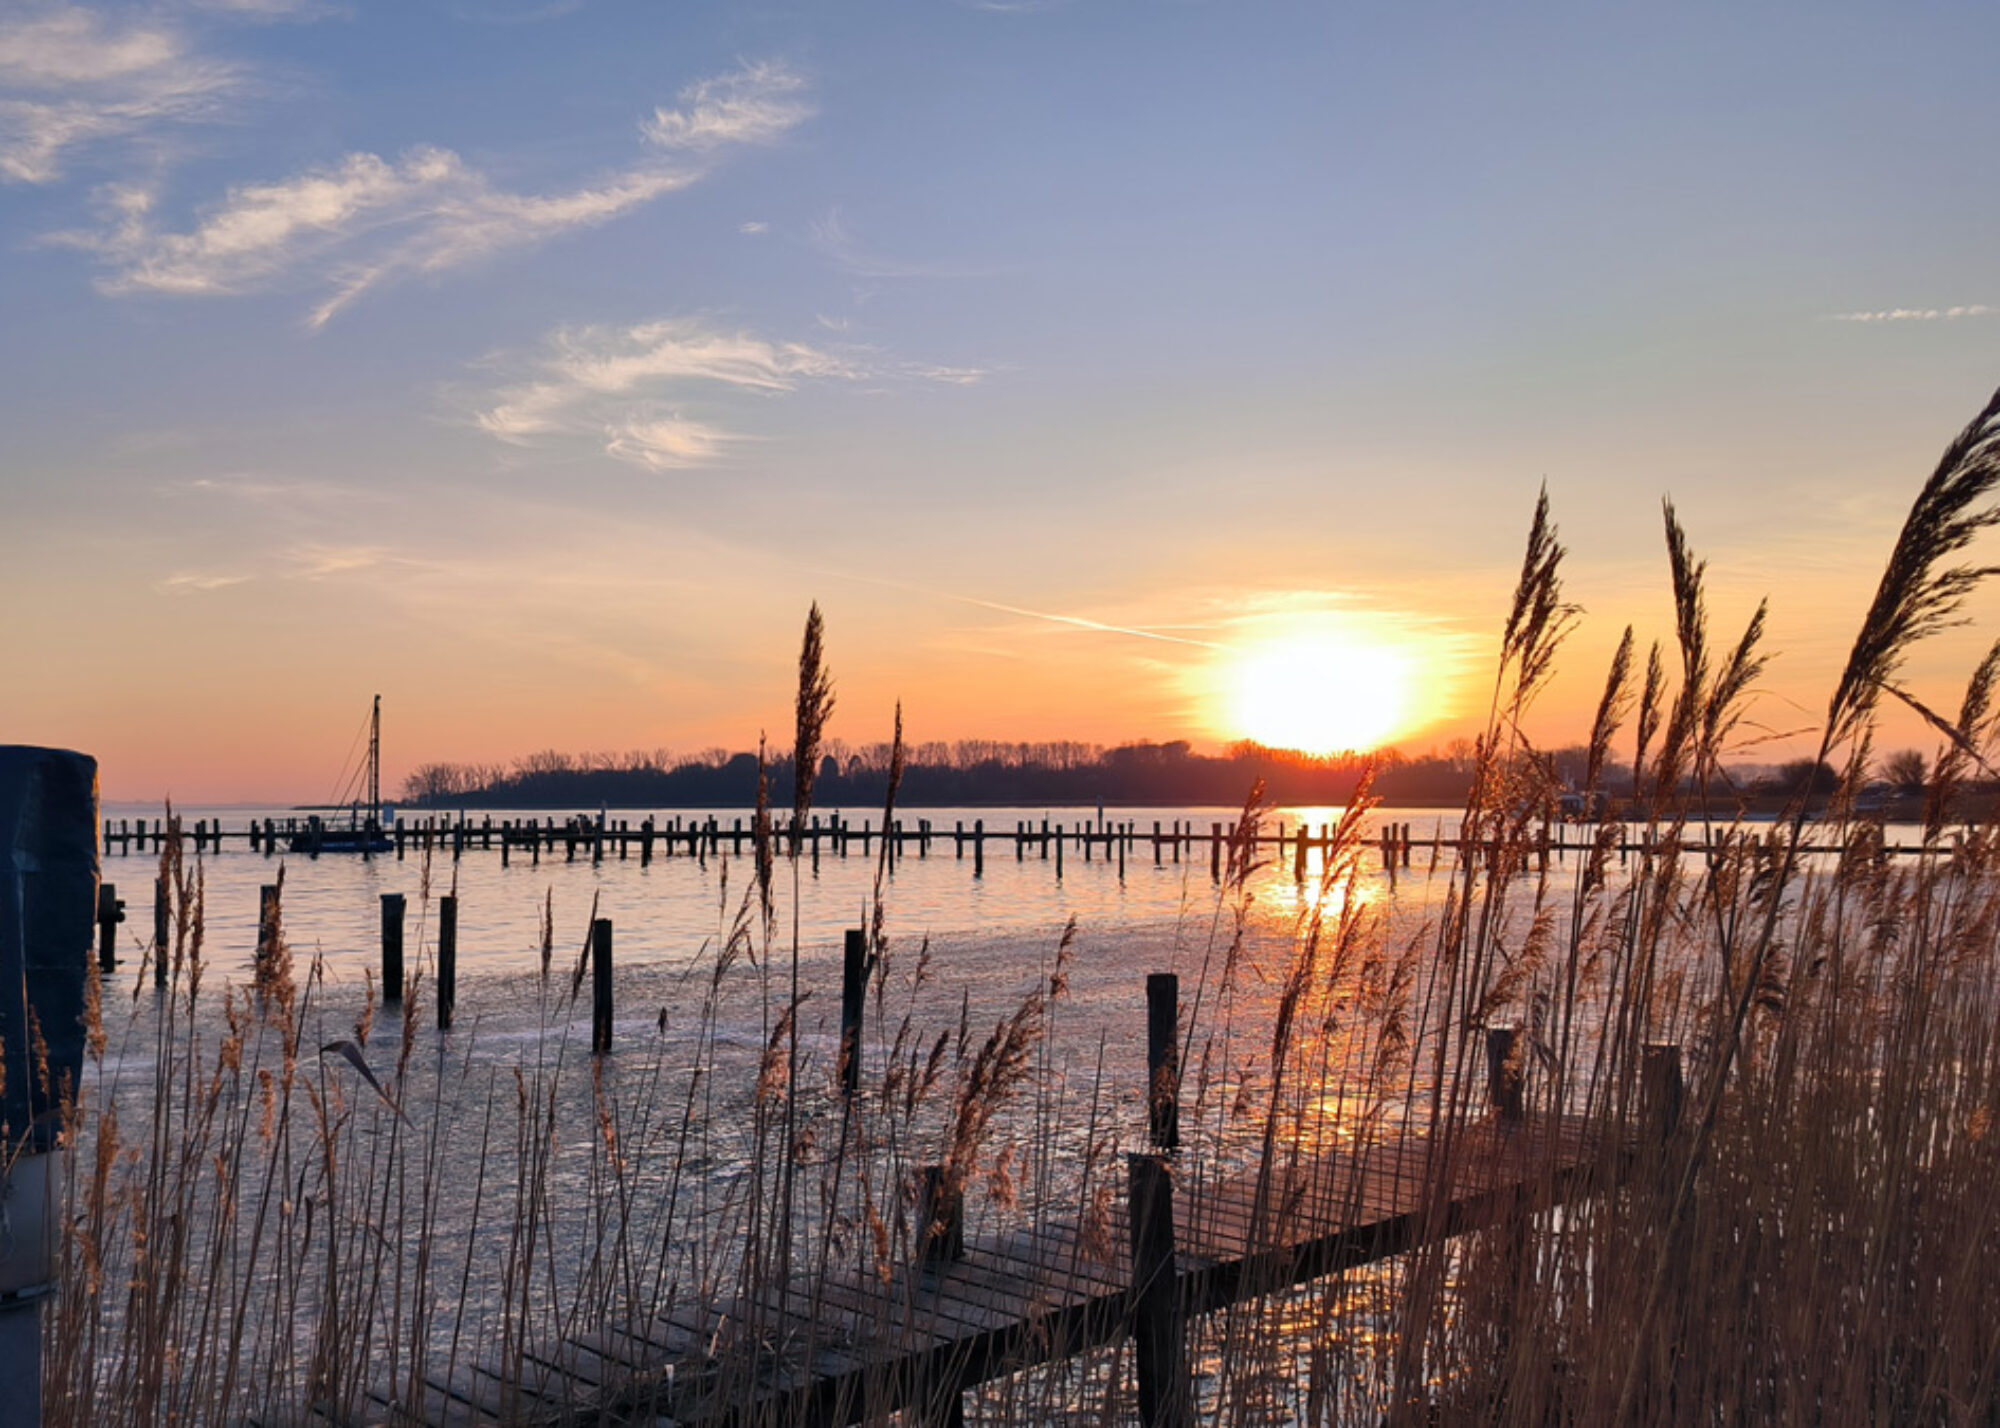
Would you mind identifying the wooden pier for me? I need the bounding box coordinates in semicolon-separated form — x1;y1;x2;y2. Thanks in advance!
98;811;1932;877
253;1106;1618;1428
247;1006;1678;1428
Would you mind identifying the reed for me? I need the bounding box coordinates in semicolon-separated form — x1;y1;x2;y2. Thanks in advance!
43;388;2000;1425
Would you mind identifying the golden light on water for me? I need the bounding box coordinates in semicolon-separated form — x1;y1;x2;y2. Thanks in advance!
1224;629;1419;754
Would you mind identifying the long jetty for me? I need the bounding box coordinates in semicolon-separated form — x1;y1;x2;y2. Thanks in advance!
98;811;1932;877
251;1016;1679;1428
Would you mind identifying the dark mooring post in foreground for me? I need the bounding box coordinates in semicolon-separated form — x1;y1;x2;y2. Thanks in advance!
840;927;867;1097
380;893;405;1003
1146;973;1180;1151
0;746;98;1428
591;918;613;1055
437;894;457;1031
1128;1153;1191;1428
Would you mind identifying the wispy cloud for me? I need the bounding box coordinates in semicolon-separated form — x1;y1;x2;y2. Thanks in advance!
641;61;811;151
157;569;252;593
809;206;994;280
473;314;980;470
0;4;240;183
1829;304;1997;323
60;59;809;326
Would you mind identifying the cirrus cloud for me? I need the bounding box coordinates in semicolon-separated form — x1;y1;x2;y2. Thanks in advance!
0;4;241;183
473;314;981;471
56;59;811;327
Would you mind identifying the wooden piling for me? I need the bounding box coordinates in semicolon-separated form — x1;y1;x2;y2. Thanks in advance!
1487;1026;1525;1120
918;1164;963;1265
96;883;123;973
381;893;405;1004
1641;1043;1684;1144
437;894;457;1031
1146;973;1179;1151
974;819;984;878
591;918;613;1055
255;883;280;967
152;876;169;988
1128;1153;1190;1428
840;927;868;1097
1210;823;1222;882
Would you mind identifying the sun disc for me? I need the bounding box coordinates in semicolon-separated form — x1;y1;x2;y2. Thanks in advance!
1227;633;1412;754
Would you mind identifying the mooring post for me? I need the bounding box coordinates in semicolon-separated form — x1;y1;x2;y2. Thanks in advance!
591;918;613;1055
918;1164;963;1266
1128;1153;1190;1428
0;746;97;1427
1146;973;1179;1151
254;884;280;967
152;875;169;988
1641;1043;1684;1145
380;893;405;1004
95;882;123;973
1487;1025;1525;1121
974;819;985;878
1055;825;1065;879
437;894;457;1031
840;927;867;1097
1210;823;1222;883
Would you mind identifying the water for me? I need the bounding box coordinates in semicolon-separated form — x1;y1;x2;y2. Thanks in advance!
95;802;1434;980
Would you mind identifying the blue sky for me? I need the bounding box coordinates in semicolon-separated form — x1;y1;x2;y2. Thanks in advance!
5;0;2000;799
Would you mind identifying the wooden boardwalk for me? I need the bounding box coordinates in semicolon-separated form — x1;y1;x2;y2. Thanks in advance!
261;1112;1612;1427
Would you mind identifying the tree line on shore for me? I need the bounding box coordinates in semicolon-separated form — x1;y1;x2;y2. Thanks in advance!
399;737;1945;811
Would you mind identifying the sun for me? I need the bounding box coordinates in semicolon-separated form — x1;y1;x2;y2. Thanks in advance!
1225;631;1415;755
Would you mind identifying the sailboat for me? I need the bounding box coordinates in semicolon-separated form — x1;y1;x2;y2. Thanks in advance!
291;696;394;855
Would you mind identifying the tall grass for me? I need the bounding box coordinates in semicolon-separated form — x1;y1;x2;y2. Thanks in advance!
45;388;2000;1424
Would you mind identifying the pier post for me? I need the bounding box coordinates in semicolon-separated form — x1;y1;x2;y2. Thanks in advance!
1146;973;1179;1151
840;927;868;1097
591;918;613;1055
152;875;169;988
1210;824;1222;883
437;894;457;1031
1055;826;1064;879
255;884;280;968
96;883;123;973
1127;1153;1190;1428
380;893;405;1004
917;1164;963;1265
1486;1026;1525;1121
0;746;98;1428
974;819;984;878
1641;1043;1684;1144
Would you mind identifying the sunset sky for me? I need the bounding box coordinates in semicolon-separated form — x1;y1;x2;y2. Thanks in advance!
6;1;2000;803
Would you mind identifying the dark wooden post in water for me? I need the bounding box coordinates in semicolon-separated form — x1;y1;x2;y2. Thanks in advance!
1641;1043;1684;1144
380;893;405;1004
1147;973;1180;1151
96;883;123;973
591;918;613;1055
1487;1026;1525;1120
152;875;169;988
254;884;280;968
1128;1153;1191;1428
974;818;984;878
436;895;457;1031
918;1164;963;1265
840;927;867;1097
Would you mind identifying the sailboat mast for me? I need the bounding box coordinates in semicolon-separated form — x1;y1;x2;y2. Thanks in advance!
369;694;381;820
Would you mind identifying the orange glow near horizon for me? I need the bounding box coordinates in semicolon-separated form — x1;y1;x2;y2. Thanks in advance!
1223;630;1420;755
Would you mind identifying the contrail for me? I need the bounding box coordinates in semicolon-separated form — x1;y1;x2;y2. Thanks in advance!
813;568;1226;650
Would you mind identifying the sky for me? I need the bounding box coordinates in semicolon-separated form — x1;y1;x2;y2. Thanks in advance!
5;0;2000;803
